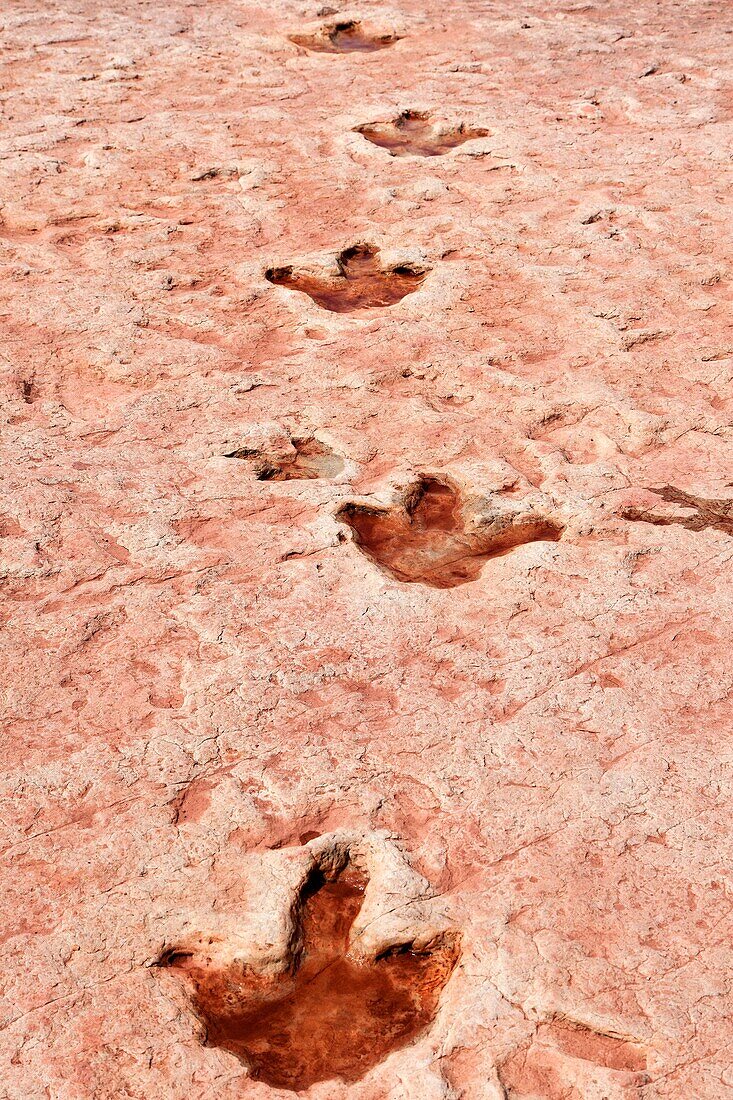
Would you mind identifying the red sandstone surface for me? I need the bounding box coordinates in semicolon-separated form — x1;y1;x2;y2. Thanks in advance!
2;0;733;1096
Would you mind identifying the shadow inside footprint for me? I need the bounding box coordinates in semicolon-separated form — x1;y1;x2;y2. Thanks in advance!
266;244;427;313
337;476;563;588
290;20;401;53
163;865;457;1091
356;112;489;157
225;437;345;481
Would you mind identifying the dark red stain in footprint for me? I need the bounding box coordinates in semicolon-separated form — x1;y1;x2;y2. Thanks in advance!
290;21;401;54
163;866;457;1091
338;477;563;588
356;112;489;157
21;379;39;404
266;244;427;314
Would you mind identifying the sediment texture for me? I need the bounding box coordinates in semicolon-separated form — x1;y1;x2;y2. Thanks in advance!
1;0;732;1096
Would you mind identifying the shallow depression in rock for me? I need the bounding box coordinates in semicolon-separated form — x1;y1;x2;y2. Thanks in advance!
164;866;457;1091
356;112;489;157
338;477;564;588
290;21;401;54
266;244;427;313
225;437;345;480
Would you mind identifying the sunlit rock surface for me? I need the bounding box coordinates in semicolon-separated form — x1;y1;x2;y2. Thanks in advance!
1;0;732;1096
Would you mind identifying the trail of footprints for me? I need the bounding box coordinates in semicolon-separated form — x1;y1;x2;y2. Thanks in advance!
159;11;722;1094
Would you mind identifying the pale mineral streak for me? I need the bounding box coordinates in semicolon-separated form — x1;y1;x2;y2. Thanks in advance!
1;0;732;1096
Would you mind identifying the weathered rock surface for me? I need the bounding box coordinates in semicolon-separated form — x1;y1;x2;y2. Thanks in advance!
1;0;732;1096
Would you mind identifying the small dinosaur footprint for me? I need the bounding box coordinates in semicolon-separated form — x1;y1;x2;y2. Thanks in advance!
356;111;489;157
620;484;733;537
266;244;428;313
290;20;401;54
225;435;345;480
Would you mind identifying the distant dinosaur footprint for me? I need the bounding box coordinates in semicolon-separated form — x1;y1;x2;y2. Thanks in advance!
266;244;427;313
290;20;401;54
620;485;733;537
356;111;489;157
225;436;344;481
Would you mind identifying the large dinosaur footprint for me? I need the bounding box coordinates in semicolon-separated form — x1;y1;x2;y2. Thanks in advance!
337;476;564;588
158;832;459;1091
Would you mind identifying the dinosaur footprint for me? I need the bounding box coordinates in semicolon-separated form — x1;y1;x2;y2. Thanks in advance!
620;485;733;537
337;476;564;588
225;435;345;481
159;832;459;1091
356;112;489;157
266;244;428;313
290;20;402;54
498;1018;648;1097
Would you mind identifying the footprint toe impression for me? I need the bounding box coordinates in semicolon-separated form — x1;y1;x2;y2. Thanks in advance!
266;244;427;313
290;20;401;54
162;855;457;1091
338;477;564;588
356;112;489;157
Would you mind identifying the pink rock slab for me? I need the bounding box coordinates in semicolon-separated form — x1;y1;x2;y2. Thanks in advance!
1;0;732;1096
